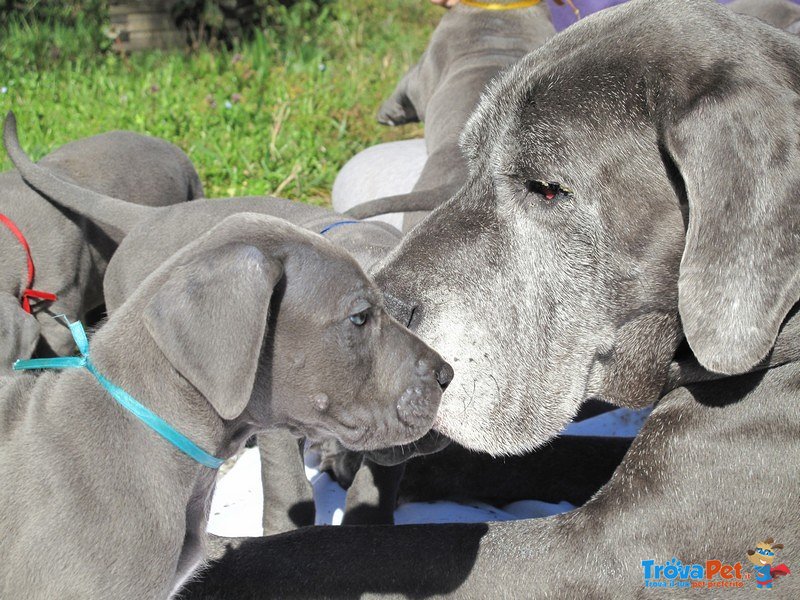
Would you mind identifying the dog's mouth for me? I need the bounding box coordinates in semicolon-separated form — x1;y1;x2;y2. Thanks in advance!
335;426;432;452
313;378;443;452
396;381;442;426
334;410;441;452
332;411;441;452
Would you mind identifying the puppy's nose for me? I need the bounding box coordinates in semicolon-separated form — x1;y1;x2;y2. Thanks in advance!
383;291;418;327
435;362;454;391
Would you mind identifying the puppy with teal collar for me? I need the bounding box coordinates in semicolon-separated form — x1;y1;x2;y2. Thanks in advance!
0;212;451;599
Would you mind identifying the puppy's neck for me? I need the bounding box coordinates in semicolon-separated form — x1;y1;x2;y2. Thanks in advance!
91;311;254;464
67;313;255;588
0;235;30;296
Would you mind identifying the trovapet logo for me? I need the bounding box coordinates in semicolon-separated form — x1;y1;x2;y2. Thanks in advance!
641;558;747;589
641;537;791;590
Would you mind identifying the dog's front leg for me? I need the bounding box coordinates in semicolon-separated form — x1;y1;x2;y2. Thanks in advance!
342;459;405;525
259;430;315;535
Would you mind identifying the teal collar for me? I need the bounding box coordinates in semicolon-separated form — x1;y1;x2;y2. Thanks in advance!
14;319;225;469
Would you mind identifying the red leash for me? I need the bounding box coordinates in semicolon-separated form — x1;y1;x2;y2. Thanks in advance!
0;213;58;313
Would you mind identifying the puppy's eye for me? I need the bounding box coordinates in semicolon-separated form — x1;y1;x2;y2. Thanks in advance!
525;179;573;201
349;310;369;326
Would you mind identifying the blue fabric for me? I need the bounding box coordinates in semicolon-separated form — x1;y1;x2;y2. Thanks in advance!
319;220;360;235
13;320;224;470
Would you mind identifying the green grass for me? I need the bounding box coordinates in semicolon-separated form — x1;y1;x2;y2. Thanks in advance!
0;0;434;205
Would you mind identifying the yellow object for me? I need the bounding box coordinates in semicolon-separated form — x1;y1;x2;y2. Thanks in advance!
460;0;542;11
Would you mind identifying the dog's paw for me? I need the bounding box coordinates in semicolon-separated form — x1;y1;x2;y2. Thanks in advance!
377;96;419;127
315;439;363;489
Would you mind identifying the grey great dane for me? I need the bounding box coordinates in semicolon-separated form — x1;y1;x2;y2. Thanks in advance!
336;0;555;231
0;118;202;374
179;0;800;597
0;211;451;600
3;118;442;532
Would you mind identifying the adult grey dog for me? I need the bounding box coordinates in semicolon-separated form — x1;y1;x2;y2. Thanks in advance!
0;211;451;600
338;0;555;230
0;119;202;373
729;0;800;32
178;0;800;597
3;117;438;532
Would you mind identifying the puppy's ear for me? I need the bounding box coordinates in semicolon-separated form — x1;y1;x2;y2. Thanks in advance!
664;87;800;375
144;242;282;420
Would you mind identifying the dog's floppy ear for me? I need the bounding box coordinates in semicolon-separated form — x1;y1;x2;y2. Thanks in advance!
144;242;282;420
664;86;800;375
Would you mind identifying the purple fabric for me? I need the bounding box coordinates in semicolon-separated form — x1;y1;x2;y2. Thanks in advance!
546;0;800;33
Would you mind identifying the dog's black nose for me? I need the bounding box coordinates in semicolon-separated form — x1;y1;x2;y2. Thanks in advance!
435;362;454;390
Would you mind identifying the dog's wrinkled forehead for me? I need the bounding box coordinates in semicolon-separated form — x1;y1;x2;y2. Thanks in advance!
286;242;383;317
462;55;641;180
460;0;748;177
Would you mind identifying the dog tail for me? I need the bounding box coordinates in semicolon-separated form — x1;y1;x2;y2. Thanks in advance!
3;111;155;244
344;187;452;220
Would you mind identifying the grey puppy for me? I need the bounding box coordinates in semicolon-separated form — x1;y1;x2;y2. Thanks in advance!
177;0;800;597
729;0;800;31
0;210;451;600
331;138;426;231
340;0;555;230
0;117;202;373
3;118;435;532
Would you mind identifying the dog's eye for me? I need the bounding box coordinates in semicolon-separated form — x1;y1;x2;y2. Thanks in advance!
349;310;369;326
525;179;573;201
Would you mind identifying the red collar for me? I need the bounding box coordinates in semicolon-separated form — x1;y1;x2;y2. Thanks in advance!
0;213;58;313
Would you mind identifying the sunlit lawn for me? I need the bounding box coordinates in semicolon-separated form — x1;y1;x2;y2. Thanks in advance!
0;0;435;204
